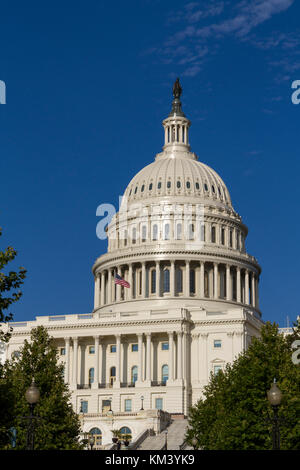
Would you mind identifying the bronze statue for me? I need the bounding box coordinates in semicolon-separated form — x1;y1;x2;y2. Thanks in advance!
173;78;182;99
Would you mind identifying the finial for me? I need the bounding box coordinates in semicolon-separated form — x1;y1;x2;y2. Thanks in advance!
169;78;185;117
173;78;182;99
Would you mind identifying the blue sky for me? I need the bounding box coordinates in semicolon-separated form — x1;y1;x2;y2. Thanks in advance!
0;0;299;327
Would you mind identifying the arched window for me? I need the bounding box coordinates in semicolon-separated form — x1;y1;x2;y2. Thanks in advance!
190;269;195;294
151;270;156;294
204;271;209;297
89;367;94;386
131;366;138;383
167;181;171;189
188;224;194;240
164;223;170;240
186;181;190;189
163;269;170;293
176;223;182;240
201;224;205;242
195;182;200;190
221;227;225;245
142;225;147;242
90;428;102;447
211;226;216;243
152;224;158;241
158;181;162;189
177;180;181;189
132;227;137;244
176;268;183;293
119;427;132;441
110;366;116;386
229;229;233;247
162;365;169;384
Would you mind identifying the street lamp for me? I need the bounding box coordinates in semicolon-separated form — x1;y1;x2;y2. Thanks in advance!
25;378;40;450
164;429;168;450
140;395;144;411
191;436;197;450
267;378;282;450
88;434;95;450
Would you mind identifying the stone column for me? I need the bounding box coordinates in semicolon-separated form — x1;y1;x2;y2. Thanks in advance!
115;334;121;386
182;330;187;383
200;261;204;298
170;261;175;297
128;264;133;300
226;264;231;301
100;271;105;306
92;336;100;389
155;261;160;297
168;332;174;382
64;337;70;384
145;333;151;383
245;269;249;305
72;338;78;388
94;274;100;309
214;263;218;299
108;268;112;304
137;334;143;383
251;273;256;307
142;262;146;298
177;331;183;381
256;277;259;309
236;267;241;303
185;260;190;297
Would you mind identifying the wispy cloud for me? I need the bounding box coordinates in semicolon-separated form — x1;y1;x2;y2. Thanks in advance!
146;0;296;77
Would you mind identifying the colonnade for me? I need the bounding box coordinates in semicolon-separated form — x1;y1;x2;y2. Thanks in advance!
63;331;188;388
94;260;259;309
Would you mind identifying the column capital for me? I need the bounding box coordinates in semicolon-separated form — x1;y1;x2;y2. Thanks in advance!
64;337;71;342
145;332;152;338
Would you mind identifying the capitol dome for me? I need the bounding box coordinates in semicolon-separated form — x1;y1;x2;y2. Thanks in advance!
93;78;261;320
124;155;232;209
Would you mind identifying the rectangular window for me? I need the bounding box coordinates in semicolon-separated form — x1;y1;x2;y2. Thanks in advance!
110;345;116;353
60;348;66;355
214;365;222;376
155;398;163;410
131;344;138;352
161;342;169;351
80;400;88;413
89;346;95;354
125;399;132;412
214;340;222;348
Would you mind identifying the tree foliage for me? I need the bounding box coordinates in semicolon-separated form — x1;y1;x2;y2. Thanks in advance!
3;326;82;449
186;321;300;450
0;227;26;342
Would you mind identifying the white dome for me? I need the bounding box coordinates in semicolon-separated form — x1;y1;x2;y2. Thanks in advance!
124;154;232;209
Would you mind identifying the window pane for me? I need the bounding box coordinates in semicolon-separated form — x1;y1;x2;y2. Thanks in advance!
214;340;222;348
131;366;138;383
214;365;222;375
125;399;132;412
151;270;156;294
132;344;138;352
164;224;170;240
89;346;95;354
163;269;170;292
81;401;88;413
155;398;163;410
162;365;169;383
110;345;116;353
176;268;183;293
190;269;195;294
161;342;169;350
176;223;182;240
89;368;94;384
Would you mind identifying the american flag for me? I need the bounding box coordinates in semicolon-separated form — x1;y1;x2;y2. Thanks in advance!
114;273;130;288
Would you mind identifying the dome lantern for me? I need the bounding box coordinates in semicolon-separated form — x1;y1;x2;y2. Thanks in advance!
163;78;191;151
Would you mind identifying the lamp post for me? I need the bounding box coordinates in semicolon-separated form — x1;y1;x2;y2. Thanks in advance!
164;429;168;450
88;434;95;450
267;378;282;450
25;378;40;450
140;395;144;411
191;437;197;450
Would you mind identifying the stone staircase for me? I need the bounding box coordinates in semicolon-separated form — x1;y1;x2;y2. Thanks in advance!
138;418;189;450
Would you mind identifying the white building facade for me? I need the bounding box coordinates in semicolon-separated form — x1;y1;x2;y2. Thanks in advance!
2;81;264;447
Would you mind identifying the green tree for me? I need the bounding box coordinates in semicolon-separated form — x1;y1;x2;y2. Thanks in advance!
186;322;300;450
0;227;26;343
4;326;82;450
0;227;26;447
